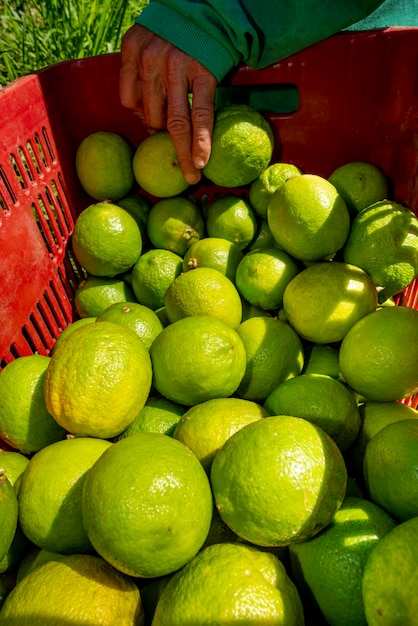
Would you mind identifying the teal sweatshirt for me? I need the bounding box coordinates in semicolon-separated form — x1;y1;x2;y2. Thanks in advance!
136;0;418;82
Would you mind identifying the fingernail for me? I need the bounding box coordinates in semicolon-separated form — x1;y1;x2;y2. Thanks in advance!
185;172;201;185
194;158;205;169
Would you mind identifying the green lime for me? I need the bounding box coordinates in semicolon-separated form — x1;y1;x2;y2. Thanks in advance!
0;526;30;575
240;297;272;321
346;401;418;479
18;437;112;554
363;419;418;521
205;195;258;250
289;497;396;626
52;317;96;354
267;173;350;261
235;247;300;311
164;266;243;328
0;471;18;563
343;200;418;302
211;415;347;546
283;261;378;344
339;306;418;401
74;275;137;318
0;355;66;454
117;193;151;246
146;196;205;255
203;104;274;187
150;316;246;406
249;162;303;219
303;343;341;379
131;248;183;310
96;301;163;349
116;396;185;439
82;433;213;578
0;450;29;491
247;218;280;251
235;316;304;402
362;517;418;626
264;374;361;452
328;161;389;215
182;237;244;283
72;202;142;277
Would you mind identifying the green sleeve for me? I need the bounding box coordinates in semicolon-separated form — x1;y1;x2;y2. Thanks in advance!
135;0;386;81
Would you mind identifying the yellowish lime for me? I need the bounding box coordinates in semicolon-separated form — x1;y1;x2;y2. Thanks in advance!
264;374;361;452
72;202;142;277
250;162;303;219
74;275;137;318
146;196;205;255
289;496;396;626
44;321;152;439
363;517;418;626
18;437;112;554
205;195;258;251
343;200;418;302
339;306;418;401
328;161;389;215
0;553;143;625
133;130;189;198
152;542;304;625
283;261;378;344
150;316;246;406
173;397;268;473
82;433;213;578
235;316;304;402
363;419;418;521
267;173;350;261
96;301;163;349
131;248;183;310
75;131;135;201
203;104;274;187
0;355;66;454
211;415;347;546
182;237;244;283
164;266;243;328
235;247;300;311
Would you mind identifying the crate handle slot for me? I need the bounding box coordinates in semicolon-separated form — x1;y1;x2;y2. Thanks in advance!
214;83;299;114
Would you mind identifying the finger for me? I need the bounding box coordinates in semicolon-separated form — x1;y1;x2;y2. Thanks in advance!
119;25;149;113
139;43;168;131
119;61;143;113
190;67;218;169
166;69;201;185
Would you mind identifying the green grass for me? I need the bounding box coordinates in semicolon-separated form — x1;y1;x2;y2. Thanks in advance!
0;0;148;86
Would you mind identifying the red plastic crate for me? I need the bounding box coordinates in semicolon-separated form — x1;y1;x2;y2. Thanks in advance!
0;28;417;405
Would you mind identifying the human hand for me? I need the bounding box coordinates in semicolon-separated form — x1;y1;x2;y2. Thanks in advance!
119;24;218;185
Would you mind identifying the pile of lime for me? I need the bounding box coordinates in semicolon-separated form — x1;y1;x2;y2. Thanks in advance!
0;105;417;625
